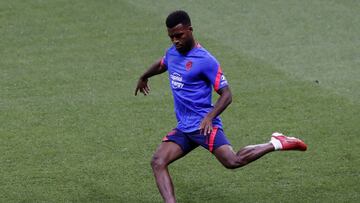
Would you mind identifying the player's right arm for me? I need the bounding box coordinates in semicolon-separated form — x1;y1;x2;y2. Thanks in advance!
135;58;167;96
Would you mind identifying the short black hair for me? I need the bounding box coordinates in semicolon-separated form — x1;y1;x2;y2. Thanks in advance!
166;10;191;28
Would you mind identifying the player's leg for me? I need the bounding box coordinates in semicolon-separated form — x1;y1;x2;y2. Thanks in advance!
151;141;185;203
187;127;272;169
214;143;274;169
213;132;307;169
151;129;198;203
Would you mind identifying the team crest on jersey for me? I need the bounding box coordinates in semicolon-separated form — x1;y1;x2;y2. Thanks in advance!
185;61;192;71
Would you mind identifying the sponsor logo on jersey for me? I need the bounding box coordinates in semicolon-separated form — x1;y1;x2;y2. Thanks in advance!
170;72;184;89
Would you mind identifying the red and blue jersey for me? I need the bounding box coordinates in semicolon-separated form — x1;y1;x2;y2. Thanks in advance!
161;44;229;132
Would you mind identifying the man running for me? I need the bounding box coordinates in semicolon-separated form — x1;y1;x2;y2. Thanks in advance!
135;10;307;203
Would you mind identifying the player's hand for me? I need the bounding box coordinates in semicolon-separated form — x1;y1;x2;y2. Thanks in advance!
135;78;150;96
199;115;213;135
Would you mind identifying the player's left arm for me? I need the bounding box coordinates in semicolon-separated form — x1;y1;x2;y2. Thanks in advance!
199;86;232;135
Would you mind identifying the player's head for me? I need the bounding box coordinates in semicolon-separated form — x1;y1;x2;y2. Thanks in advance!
166;10;191;28
166;10;195;54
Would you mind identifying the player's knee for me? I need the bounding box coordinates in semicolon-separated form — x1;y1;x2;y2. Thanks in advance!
151;155;167;170
223;158;247;169
223;160;238;169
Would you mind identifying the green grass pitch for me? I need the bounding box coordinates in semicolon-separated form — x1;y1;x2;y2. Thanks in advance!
0;0;359;202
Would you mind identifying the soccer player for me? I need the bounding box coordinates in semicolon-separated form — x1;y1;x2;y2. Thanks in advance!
135;10;307;203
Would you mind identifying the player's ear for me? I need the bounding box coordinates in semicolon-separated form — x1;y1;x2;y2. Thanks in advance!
188;26;193;32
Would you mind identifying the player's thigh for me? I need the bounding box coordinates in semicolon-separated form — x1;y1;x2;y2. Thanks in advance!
213;144;237;167
152;141;186;166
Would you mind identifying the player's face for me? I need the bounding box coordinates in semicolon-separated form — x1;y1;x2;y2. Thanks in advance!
167;24;194;54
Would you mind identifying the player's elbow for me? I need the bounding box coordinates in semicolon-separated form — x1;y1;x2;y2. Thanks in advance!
224;91;232;106
221;87;232;105
227;93;232;105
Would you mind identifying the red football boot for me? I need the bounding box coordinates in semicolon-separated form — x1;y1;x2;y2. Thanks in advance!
271;132;307;151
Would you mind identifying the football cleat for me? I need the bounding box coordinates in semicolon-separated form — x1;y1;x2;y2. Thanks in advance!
271;132;307;151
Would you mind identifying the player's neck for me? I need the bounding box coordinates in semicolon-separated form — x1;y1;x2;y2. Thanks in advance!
189;39;196;49
179;39;196;55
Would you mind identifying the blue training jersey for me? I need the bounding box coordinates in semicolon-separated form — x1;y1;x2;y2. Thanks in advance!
161;43;229;132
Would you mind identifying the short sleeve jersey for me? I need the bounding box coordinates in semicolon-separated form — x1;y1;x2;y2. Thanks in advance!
161;44;229;132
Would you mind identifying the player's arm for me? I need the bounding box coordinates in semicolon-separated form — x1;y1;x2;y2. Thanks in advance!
135;58;167;96
199;86;232;135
